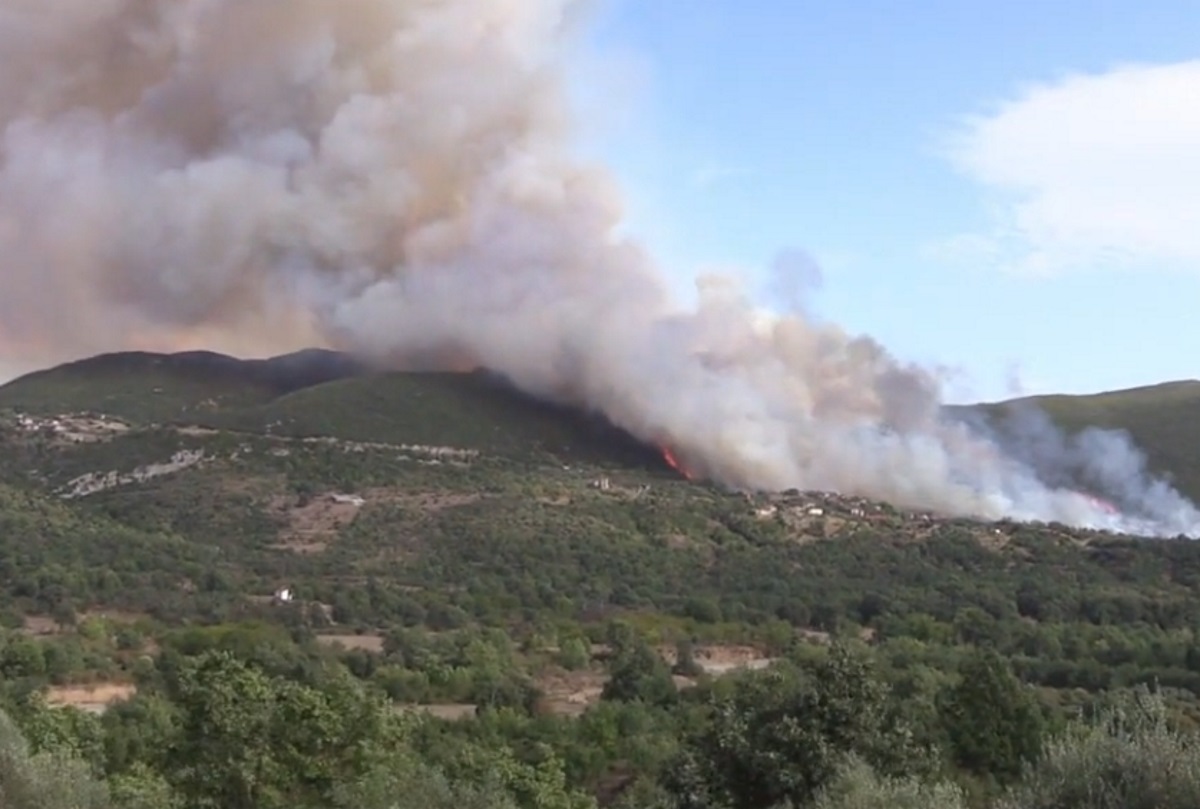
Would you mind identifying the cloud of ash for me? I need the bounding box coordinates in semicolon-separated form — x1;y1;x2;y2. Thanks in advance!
0;0;1196;537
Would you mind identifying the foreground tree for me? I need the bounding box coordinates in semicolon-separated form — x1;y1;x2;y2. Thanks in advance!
601;622;677;707
163;651;395;809
661;643;935;809
999;688;1200;809
0;709;110;809
939;649;1045;782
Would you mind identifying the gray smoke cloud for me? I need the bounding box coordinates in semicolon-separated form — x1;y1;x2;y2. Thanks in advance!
0;0;1196;537
766;248;824;318
952;404;1199;536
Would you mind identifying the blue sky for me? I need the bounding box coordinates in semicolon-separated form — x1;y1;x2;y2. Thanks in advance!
566;0;1200;403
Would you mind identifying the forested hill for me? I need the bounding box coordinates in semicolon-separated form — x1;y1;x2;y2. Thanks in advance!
4;349;1199;498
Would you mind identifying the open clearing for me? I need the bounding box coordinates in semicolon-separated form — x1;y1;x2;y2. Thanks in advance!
45;683;138;714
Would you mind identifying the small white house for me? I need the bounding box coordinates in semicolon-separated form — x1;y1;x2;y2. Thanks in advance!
806;507;825;517
273;588;294;604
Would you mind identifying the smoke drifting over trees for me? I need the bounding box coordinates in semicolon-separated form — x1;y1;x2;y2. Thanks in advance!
0;0;1194;536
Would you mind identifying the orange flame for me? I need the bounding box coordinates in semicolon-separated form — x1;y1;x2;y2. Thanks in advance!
660;446;694;481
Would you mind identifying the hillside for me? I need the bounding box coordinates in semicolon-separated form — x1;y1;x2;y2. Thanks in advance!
6;351;1200;807
0;348;367;424
0;350;666;472
952;380;1200;502
6;350;1199;500
202;371;667;470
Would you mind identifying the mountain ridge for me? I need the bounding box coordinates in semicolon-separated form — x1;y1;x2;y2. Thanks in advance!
2;348;1198;503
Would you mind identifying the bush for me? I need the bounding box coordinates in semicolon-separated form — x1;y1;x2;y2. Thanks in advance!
1000;688;1200;809
0;709;110;809
811;757;967;809
939;649;1045;781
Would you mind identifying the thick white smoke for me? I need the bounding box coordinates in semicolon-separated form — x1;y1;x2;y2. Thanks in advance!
0;0;1195;537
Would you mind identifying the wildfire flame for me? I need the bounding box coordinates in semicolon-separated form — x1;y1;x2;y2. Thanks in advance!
1082;493;1120;515
660;446;694;481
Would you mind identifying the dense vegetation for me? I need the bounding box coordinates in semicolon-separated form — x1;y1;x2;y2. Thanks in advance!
2;350;1200;808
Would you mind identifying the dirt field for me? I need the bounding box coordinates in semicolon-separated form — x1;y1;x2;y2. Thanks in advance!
536;667;610;717
270;493;364;553
658;644;778;675
398;703;478;720
531;644;779;717
45;683;137;714
20;615;62;636
269;488;483;554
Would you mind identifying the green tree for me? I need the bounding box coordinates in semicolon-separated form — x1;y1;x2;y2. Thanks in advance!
330;752;520;809
164;652;286;808
107;762;183;809
16;695;107;775
939;648;1045;782
999;688;1200;809
0;634;46;679
556;637;591;671
101;694;180;775
163;651;393;809
671;639;704;678
0;709;110;809
812;756;967;809
663;643;933;809
333;744;594;809
601;628;677;706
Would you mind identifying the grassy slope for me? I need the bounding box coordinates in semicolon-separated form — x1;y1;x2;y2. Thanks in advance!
955;380;1200;502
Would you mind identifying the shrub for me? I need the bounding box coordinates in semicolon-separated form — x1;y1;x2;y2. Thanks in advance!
0;710;110;809
1000;688;1200;809
811;757;967;809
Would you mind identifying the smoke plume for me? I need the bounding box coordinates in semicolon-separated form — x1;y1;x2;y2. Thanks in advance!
0;0;1195;537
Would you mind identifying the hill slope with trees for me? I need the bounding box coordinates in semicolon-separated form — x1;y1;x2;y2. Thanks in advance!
2;352;1200;808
